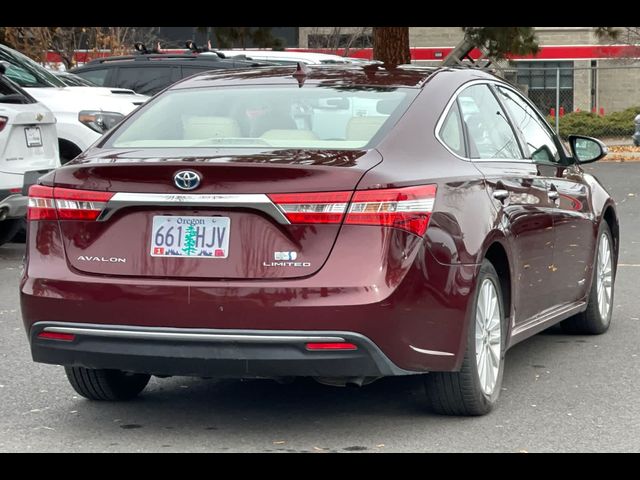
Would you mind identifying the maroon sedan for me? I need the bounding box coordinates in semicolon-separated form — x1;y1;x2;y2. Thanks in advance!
21;65;618;415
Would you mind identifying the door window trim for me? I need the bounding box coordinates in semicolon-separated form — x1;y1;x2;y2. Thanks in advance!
435;79;532;164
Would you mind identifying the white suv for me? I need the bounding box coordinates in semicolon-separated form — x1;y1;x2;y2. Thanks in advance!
0;64;59;245
0;44;148;163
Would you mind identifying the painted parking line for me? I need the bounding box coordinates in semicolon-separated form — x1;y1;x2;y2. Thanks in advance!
618;264;640;267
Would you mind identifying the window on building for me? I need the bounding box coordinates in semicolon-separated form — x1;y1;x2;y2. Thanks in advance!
516;61;574;115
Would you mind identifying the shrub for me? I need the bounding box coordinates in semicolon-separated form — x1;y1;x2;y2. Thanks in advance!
548;107;640;139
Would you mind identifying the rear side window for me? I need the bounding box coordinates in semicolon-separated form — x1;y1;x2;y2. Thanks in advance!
115;66;174;95
106;85;418;150
439;101;465;157
181;66;215;78
76;68;109;86
457;84;522;160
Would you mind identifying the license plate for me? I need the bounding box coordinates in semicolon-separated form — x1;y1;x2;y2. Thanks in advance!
24;127;42;147
150;216;230;258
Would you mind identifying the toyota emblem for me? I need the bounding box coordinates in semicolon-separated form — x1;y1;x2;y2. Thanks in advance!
173;170;201;191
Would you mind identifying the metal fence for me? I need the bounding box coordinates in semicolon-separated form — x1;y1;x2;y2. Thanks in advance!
494;65;640;146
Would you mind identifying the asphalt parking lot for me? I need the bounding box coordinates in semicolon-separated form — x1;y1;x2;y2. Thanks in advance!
0;162;638;453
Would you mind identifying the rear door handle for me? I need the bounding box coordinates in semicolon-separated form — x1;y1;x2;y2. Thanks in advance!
493;189;509;201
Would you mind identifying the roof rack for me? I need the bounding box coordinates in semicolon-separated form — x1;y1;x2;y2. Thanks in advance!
184;40;226;58
86;53;224;64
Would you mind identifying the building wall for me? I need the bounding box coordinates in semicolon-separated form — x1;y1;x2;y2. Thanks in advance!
298;27;367;50
298;27;640;113
298;27;617;48
597;60;640;113
408;28;464;46
572;60;592;112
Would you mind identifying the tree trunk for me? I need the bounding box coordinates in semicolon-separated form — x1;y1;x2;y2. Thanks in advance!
372;27;410;67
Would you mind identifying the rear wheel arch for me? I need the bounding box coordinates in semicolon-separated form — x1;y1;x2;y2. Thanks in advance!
602;205;619;267
58;139;82;165
482;241;512;339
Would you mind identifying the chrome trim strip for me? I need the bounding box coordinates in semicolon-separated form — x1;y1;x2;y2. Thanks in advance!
43;326;343;344
409;345;455;356
97;192;290;224
511;300;586;338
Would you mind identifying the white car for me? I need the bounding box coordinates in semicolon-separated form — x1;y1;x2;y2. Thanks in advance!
209;50;358;65
0;64;59;245
0;44;148;163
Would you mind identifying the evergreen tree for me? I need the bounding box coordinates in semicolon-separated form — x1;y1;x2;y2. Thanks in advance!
182;224;198;256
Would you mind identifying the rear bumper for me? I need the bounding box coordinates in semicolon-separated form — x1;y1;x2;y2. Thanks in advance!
21;221;480;373
30;322;416;378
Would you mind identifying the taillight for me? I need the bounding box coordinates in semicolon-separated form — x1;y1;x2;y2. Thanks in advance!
270;185;436;236
346;185;437;236
0;116;7;132
268;191;352;224
27;185;56;220
28;185;114;221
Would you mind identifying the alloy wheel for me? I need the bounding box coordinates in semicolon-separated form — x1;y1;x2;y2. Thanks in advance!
475;279;502;396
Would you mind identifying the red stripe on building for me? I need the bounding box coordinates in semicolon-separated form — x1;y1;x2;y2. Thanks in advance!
290;45;640;61
45;45;640;65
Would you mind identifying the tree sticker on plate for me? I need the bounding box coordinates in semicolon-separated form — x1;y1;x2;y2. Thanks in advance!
150;216;230;258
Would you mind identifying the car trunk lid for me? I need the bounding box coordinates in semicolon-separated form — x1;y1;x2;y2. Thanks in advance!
51;148;382;279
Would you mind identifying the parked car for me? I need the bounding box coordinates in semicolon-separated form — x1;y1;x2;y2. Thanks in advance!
210;49;362;65
633;113;640;146
0;44;148;164
21;65;618;416
70;52;270;96
0;63;59;246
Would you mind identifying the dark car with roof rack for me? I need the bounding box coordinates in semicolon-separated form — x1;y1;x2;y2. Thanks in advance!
70;50;271;96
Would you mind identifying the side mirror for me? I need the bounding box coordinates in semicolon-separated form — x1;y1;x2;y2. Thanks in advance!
568;135;608;164
0;61;7;75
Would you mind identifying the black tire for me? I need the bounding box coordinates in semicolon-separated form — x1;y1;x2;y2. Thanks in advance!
561;222;615;335
11;218;26;243
65;367;150;401
424;260;506;416
0;218;23;247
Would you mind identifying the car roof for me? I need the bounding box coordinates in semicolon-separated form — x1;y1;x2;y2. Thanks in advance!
170;64;496;90
212;50;352;64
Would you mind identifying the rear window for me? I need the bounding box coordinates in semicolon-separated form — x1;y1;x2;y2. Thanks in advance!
106;85;417;150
